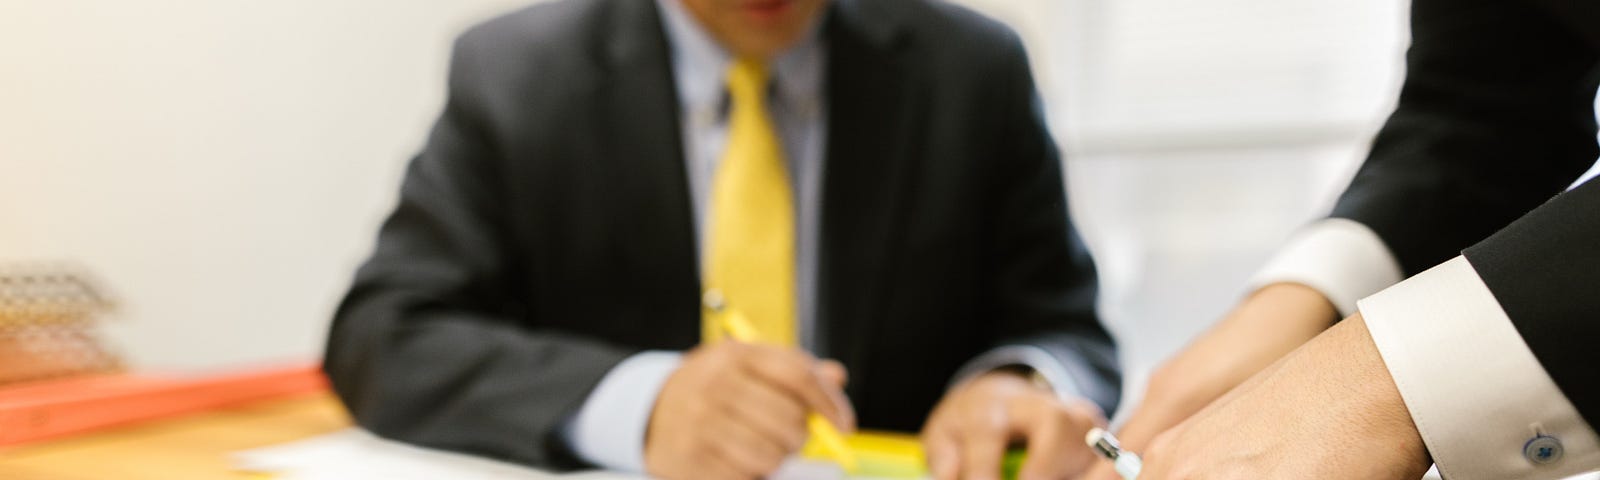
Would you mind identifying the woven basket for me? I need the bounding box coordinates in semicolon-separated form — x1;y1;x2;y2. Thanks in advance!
0;264;122;386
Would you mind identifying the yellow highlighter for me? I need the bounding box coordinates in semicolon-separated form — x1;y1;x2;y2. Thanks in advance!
719;310;860;473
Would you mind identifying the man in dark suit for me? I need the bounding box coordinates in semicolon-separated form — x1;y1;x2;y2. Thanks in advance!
1079;0;1600;478
324;0;1120;479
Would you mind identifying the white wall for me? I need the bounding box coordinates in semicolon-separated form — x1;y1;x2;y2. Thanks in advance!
0;0;1411;398
0;0;530;370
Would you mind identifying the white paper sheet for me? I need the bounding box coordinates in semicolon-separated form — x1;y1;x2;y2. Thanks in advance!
240;429;1600;480
233;429;850;480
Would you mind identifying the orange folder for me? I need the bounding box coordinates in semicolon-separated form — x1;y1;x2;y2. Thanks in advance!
0;364;328;447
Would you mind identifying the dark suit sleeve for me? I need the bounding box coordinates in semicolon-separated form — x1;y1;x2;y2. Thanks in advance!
981;32;1120;413
1330;0;1600;276
1463;177;1600;428
323;36;630;469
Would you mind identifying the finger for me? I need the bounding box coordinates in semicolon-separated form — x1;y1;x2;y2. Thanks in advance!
1012;398;1087;480
740;346;852;430
815;359;856;433
1081;462;1123;480
708;416;791;477
660;443;748;480
921;420;962;480
722;372;810;451
817;359;848;388
1063;397;1109;429
958;407;1010;480
698;454;757;480
1109;409;1180;457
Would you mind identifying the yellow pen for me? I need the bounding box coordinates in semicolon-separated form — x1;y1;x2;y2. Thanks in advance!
718;308;859;473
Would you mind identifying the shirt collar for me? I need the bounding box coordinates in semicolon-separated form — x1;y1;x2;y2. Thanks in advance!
654;0;825;117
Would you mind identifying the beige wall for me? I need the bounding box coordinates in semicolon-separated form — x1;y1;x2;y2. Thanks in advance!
0;0;530;370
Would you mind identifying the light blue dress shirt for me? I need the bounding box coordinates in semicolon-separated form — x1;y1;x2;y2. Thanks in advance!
560;0;1092;472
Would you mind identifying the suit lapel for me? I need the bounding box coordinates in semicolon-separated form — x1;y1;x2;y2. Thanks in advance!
819;0;919;396
596;0;701;348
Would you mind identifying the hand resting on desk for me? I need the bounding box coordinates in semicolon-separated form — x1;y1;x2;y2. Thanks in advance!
644;341;854;480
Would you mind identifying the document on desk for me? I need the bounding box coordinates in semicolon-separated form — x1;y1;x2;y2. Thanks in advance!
239;430;1600;480
234;429;878;480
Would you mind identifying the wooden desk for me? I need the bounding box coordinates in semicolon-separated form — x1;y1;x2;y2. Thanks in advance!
0;392;350;480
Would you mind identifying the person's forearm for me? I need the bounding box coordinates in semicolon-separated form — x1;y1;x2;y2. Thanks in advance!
1135;312;1432;478
1124;283;1338;441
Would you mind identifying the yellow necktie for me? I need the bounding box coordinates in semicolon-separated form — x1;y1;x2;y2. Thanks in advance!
702;59;796;347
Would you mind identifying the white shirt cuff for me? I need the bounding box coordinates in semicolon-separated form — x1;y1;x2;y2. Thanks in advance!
1248;218;1403;316
1570;160;1600;191
951;344;1088;402
1361;256;1600;480
559;350;682;472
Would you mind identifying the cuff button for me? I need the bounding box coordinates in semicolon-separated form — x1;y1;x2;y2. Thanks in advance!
1524;435;1564;465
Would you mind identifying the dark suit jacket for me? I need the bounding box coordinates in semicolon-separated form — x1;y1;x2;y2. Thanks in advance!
1330;0;1600;431
324;0;1117;469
